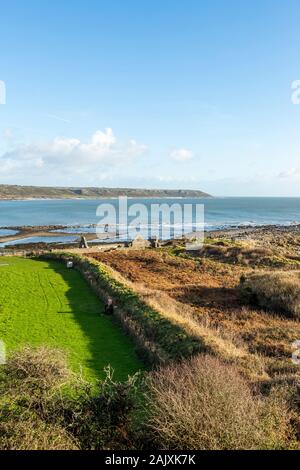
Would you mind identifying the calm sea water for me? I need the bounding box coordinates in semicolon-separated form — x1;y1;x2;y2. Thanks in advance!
0;235;80;248
1;198;300;242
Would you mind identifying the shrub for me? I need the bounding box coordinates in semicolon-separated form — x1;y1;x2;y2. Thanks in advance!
167;245;186;257
0;347;77;450
240;271;300;319
0;418;78;450
50;365;142;450
193;240;298;268
2;346;69;393
0;347;141;450
144;355;294;450
0;347;297;450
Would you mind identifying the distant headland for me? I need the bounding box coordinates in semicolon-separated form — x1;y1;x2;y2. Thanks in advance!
0;185;212;200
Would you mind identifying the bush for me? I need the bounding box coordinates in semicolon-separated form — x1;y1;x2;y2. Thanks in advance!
50;365;142;450
0;347;297;450
193;240;298;268
168;245;186;257
0;418;78;450
240;271;300;318
2;346;69;393
145;355;294;450
0;347;141;450
0;347;77;450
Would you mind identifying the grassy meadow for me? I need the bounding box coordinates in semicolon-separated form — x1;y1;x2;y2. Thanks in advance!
0;257;142;381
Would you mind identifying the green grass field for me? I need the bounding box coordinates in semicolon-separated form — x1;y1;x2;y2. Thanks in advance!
0;257;143;381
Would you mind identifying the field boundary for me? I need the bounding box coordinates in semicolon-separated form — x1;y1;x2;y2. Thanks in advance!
39;252;205;367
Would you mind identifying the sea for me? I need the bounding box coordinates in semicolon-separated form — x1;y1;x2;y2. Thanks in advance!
0;197;300;246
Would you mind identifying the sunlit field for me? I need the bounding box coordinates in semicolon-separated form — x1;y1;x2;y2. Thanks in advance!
0;257;142;381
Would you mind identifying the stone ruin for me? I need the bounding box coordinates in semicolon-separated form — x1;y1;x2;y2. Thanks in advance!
128;234;161;249
79;236;89;249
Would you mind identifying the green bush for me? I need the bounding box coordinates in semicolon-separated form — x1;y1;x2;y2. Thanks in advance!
167;245;186;257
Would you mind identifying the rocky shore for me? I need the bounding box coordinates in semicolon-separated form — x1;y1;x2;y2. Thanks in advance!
1;222;300;256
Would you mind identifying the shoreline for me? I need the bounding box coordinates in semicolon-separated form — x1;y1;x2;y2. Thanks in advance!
1;222;300;251
0;196;213;202
2;196;300;202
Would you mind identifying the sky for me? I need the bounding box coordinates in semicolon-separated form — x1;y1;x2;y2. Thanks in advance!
1;0;300;196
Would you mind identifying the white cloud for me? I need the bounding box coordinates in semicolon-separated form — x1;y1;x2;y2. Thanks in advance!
0;128;147;182
170;147;194;162
278;168;300;179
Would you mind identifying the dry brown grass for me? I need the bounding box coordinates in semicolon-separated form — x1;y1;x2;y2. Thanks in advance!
146;355;295;450
88;255;267;381
240;271;300;319
87;249;300;383
200;241;276;266
135;284;267;381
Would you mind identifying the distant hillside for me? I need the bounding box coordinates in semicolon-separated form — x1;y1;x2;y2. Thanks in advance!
0;185;212;200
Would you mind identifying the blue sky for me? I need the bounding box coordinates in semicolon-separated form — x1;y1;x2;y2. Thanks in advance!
1;0;300;196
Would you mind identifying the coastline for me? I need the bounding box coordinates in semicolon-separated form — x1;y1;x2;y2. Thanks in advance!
1;221;300;251
0;196;213;202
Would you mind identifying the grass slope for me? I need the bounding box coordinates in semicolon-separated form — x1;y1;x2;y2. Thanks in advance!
0;257;142;381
